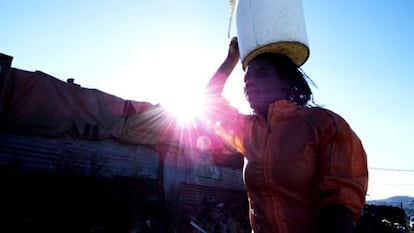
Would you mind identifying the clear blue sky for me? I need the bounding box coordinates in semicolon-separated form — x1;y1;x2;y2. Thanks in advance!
2;0;414;200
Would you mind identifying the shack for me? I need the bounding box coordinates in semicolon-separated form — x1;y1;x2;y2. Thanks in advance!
0;53;250;232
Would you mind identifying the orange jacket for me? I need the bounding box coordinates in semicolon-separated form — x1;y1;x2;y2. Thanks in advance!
207;99;368;233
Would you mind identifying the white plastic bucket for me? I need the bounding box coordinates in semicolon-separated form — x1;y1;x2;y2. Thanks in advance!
235;0;309;68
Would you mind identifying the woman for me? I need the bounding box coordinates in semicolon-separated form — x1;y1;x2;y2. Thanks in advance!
204;37;368;233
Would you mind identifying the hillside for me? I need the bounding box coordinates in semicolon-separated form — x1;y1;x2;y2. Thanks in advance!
367;196;414;217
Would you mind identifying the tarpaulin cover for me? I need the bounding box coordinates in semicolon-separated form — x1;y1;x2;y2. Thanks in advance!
0;67;235;152
0;68;127;139
120;104;179;146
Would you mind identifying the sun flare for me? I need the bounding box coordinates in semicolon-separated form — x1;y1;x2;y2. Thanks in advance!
160;88;207;127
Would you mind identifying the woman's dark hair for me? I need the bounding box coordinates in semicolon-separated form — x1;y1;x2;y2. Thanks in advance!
253;53;315;107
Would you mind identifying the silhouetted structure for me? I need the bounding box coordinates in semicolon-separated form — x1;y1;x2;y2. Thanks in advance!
0;52;250;232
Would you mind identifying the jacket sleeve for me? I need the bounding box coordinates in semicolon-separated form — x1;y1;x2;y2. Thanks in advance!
204;96;245;155
316;111;368;220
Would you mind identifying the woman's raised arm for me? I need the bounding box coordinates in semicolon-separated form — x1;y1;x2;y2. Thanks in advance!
205;37;240;97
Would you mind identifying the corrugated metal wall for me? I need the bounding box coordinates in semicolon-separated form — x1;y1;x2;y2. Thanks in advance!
0;132;160;179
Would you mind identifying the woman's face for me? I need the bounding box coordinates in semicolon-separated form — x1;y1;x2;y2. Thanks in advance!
244;58;291;114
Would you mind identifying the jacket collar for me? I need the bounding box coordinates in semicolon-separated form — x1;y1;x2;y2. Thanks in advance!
267;100;298;119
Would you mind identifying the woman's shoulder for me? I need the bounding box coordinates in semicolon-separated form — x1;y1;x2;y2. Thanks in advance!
300;106;349;127
305;106;342;117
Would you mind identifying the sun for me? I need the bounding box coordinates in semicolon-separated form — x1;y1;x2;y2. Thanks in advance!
137;37;249;127
160;87;207;127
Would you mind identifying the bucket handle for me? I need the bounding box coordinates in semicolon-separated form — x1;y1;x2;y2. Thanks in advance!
227;0;237;38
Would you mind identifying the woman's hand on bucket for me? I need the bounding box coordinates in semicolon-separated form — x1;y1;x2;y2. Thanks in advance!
227;37;240;61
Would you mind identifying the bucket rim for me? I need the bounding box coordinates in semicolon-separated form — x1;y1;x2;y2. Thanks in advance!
242;41;310;70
